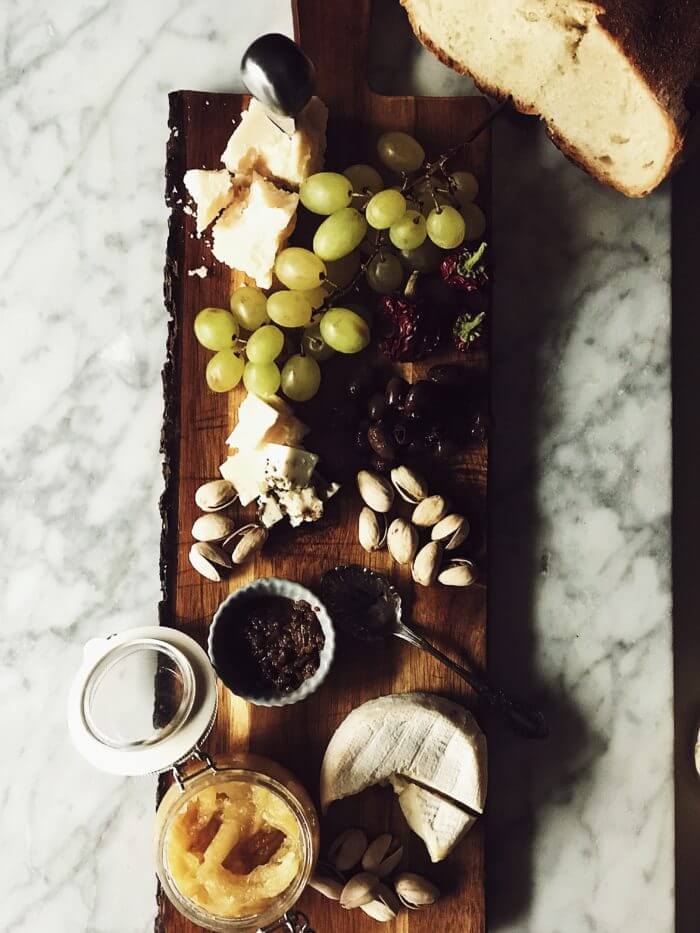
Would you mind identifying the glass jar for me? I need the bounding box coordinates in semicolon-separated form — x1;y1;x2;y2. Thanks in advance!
154;753;319;932
68;625;319;933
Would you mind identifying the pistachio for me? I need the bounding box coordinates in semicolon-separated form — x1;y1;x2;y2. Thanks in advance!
357;470;395;513
390;465;428;504
412;541;443;587
328;828;368;872
222;524;268;564
361;834;403;877
395;872;440;909
194;479;237;512
340;872;379;909
309;874;343;901
188;542;232;582
438;558;477;587
387;518;419;566
431;513;470;550
412;494;449;527
361;883;401;922
191;513;236;543
358;507;387;552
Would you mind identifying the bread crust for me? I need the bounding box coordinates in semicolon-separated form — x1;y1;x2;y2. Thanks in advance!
401;0;700;196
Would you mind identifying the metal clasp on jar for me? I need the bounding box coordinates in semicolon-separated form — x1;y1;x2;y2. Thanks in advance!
259;910;316;932
171;744;219;791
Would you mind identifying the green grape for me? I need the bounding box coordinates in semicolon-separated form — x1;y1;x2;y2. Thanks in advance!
299;172;353;215
413;181;452;216
274;247;327;291
245;324;284;363
324;250;361;287
313;208;367;261
301;285;328;311
267;290;313;328
320;308;370;354
366;253;404;294
194;307;239;351
461;202;487;241
450;170;479;206
344;163;383;194
365;189;407;230
377;131;425;173
359;228;382;256
243;361;281;397
400;239;444;274
281;354;322;401
229;286;269;331
205;350;245;393
389;210;427;250
427;205;466;249
302;323;335;361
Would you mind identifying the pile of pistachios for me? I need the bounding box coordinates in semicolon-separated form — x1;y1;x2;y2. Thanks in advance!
310;828;440;922
188;479;268;582
356;465;476;587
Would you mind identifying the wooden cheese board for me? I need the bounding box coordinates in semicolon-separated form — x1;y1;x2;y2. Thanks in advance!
158;1;490;930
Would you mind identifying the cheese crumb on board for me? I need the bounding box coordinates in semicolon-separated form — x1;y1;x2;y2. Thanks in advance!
187;266;208;278
220;96;328;189
183;168;237;233
212;172;298;288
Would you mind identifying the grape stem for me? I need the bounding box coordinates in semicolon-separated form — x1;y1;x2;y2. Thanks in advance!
318;233;387;312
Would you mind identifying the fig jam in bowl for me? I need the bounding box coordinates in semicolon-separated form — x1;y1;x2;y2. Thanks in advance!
208;578;335;707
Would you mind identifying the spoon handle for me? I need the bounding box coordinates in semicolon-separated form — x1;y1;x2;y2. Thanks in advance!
394;625;548;740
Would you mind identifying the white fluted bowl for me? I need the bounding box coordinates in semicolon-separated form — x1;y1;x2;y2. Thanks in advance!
208;577;335;707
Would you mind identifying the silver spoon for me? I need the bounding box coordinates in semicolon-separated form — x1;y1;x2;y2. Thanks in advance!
320;565;548;740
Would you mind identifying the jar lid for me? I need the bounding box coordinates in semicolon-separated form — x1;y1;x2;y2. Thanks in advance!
68;626;218;776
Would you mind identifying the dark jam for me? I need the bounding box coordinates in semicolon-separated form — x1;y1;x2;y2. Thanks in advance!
212;596;325;694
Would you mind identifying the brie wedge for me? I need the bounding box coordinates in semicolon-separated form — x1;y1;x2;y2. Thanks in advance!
221;96;328;189
182;169;236;233
320;693;487;862
212;172;298;288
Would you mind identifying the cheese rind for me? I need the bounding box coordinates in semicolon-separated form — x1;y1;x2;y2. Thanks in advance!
212;172;298;288
221;97;328;189
320;693;487;862
183;169;236;233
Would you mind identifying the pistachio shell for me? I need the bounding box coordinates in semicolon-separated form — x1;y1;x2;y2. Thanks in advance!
361;885;400;922
328;828;368;872
412;494;449;527
358;507;387;552
387;518;419;565
194;479;237;512
361;834;403;878
395;872;440;909
191;513;236;543
188;542;231;582
222;524;268;564
438;558;476;587
431;513;470;550
357;470;395;513
309;874;343;901
390;465;428;504
340;872;379;909
412;541;443;587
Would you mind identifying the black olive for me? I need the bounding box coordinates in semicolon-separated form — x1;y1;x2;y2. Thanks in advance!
428;364;473;387
466;412;487;443
354;420;371;451
367;420;396;461
371;455;393;475
433;436;457;458
385;375;409;410
240;35;315;118
403;380;437;417
347;370;375;400
367;392;387;422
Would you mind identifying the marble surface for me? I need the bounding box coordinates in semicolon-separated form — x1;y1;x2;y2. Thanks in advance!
0;1;674;931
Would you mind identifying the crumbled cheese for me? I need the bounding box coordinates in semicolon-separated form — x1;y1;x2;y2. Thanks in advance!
187;266;208;278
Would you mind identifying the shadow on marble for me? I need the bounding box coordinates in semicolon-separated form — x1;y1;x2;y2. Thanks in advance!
671;150;700;933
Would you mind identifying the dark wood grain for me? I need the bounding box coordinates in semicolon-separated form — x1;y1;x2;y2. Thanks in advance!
157;3;490;931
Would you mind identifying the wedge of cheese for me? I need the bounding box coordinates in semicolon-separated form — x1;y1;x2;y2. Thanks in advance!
221;96;328;189
226;394;309;452
220;443;319;507
182;169;237;233
320;693;487;862
212;172;298;288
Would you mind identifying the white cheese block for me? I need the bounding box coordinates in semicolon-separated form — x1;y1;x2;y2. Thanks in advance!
219;450;264;506
226;393;308;452
262;444;318;490
320;693;487;862
183;169;237;233
211;172;298;288
220;97;328;189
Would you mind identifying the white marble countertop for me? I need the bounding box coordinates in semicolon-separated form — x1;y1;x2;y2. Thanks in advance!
1;1;674;931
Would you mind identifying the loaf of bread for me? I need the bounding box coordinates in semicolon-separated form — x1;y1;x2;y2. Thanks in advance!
401;0;700;196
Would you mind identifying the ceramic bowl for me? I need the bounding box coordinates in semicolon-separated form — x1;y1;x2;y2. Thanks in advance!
208;577;335;707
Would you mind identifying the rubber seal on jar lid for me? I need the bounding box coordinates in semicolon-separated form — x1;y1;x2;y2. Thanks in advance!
67;626;217;776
